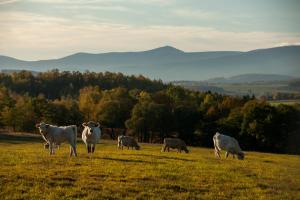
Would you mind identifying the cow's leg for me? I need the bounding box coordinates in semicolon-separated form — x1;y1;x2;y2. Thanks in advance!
49;142;54;155
92;144;95;153
163;145;168;152
70;144;77;157
86;144;89;153
52;144;56;154
233;154;235;159
88;144;91;153
225;151;229;159
215;148;221;158
161;145;165;152
70;146;73;156
73;146;77;157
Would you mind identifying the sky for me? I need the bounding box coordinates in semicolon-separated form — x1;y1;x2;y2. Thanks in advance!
0;0;300;60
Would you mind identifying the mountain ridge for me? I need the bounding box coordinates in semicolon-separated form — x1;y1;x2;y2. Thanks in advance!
0;45;299;80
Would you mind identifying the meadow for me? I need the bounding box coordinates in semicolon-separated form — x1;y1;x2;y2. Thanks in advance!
0;133;299;200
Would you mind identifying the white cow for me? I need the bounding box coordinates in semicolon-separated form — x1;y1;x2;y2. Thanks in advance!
36;122;77;156
82;121;101;153
213;132;244;160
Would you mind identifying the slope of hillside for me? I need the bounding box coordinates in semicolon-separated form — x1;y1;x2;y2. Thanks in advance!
0;135;299;200
0;46;299;80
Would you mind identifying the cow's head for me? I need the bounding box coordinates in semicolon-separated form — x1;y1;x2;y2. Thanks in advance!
183;147;189;153
35;122;50;135
237;152;245;160
135;145;141;150
82;121;100;135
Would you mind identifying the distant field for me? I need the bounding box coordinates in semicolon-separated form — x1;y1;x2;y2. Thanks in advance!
176;81;299;97
213;82;298;96
0;133;299;200
268;100;300;106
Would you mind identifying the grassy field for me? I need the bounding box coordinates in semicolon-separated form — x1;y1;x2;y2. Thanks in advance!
0;133;299;200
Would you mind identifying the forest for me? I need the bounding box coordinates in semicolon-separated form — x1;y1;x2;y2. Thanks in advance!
0;70;299;154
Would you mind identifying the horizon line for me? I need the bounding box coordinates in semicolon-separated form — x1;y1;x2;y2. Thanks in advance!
1;44;299;62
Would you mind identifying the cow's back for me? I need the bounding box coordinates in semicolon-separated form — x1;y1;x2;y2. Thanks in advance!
214;133;239;151
164;138;185;148
120;136;136;147
50;125;76;144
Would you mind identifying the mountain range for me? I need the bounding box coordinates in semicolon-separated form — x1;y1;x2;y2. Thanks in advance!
0;45;299;81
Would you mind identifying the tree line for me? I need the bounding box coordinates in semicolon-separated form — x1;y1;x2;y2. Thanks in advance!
0;70;299;154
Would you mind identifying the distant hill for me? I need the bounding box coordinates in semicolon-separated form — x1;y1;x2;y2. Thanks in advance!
206;74;295;84
0;45;299;81
0;69;39;76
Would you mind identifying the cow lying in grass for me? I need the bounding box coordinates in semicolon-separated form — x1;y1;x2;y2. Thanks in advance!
161;138;189;153
117;135;140;150
36;122;77;157
82;121;101;153
213;132;244;160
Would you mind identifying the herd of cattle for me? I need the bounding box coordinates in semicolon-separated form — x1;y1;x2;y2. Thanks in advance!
35;121;245;160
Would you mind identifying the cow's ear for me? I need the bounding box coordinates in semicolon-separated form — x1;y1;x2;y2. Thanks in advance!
82;122;87;127
96;122;100;127
35;124;40;128
45;124;49;129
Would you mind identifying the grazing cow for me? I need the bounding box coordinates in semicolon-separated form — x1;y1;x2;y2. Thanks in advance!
117;135;140;150
82;121;101;153
213;132;244;160
36;122;77;157
161;138;189;153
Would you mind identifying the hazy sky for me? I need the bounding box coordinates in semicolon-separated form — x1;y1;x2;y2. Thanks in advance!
1;0;300;60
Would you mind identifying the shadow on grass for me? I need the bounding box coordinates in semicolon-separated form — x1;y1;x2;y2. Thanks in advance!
134;154;195;162
0;133;42;144
263;160;274;163
100;157;163;164
0;132;87;145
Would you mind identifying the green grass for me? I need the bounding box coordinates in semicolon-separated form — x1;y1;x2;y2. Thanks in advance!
0;134;299;200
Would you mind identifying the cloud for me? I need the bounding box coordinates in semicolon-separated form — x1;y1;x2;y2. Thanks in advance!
0;11;299;60
28;0;173;5
172;9;219;20
274;42;300;47
0;0;19;5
